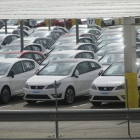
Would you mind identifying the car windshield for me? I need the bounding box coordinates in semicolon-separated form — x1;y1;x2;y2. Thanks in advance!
41;54;73;65
103;62;124;76
96;46;119;56
97;41;108;50
99;54;124;65
0;46;20;52
38;62;75;76
29;32;49;37
0;63;11;75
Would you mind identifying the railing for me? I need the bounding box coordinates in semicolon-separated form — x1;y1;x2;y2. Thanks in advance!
0;109;140;139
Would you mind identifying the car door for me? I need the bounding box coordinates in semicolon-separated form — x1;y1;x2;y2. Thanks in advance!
8;61;26;95
22;60;36;81
72;61;91;95
88;61;102;84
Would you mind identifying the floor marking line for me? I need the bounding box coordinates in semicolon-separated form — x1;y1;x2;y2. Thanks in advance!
0;105;11;108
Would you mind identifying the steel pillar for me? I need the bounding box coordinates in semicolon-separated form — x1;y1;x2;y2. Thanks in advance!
123;17;139;108
4;19;7;34
20;20;24;52
76;19;79;44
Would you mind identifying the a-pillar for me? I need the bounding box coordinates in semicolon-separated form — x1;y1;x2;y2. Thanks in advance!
123;17;139;108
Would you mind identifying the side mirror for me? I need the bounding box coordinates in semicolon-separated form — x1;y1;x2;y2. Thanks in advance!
74;70;79;78
98;70;103;76
8;71;14;78
35;69;40;75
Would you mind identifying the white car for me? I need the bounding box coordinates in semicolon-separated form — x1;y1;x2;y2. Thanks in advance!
40;50;99;67
102;18;115;26
23;59;102;104
89;60;140;106
0;58;40;103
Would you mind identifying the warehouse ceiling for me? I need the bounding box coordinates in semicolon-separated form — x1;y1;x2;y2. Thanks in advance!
0;0;140;19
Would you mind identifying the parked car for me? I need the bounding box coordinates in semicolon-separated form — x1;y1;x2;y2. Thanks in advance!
0;58;40;103
51;43;97;53
12;29;29;37
89;59;140;106
101;18;115;27
0;51;45;63
96;44;124;59
53;26;68;33
0;43;49;55
0;34;19;47
23;59;102;104
29;30;64;41
40;50;98;66
11;37;55;49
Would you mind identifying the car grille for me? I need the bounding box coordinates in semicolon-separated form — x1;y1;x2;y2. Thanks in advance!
26;94;50;99
98;87;114;91
93;96;119;100
30;86;45;89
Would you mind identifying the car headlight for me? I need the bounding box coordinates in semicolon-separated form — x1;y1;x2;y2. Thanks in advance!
46;82;61;89
91;84;97;90
24;83;29;89
115;85;125;90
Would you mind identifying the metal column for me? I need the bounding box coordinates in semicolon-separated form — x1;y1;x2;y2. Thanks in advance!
64;19;66;28
48;19;51;31
4;19;7;34
76;19;79;44
123;17;139;108
20;20;24;52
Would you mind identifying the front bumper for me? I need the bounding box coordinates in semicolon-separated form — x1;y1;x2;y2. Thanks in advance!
89;88;125;103
23;88;65;101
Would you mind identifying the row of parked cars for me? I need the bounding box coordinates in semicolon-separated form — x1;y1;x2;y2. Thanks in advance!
0;23;139;106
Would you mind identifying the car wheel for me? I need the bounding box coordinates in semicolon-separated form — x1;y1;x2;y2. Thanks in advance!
111;20;115;26
101;21;104;27
26;100;37;104
64;87;75;104
91;102;102;106
0;87;11;104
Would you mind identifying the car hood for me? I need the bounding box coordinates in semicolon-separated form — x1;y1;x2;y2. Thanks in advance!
26;75;67;86
93;76;124;87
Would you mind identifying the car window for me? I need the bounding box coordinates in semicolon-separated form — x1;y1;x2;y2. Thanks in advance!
78;39;84;43
89;62;101;71
12;31;18;35
40;39;49;48
34;39;41;44
11;35;19;41
48;39;54;46
34;53;44;60
11;61;24;75
75;53;83;58
23;31;29;37
78;45;85;50
21;53;34;59
22;60;35;72
84;39;91;43
3;36;12;45
83;52;94;59
50;32;56;41
75;62;90;75
85;44;96;52
24;45;32;51
31;45;41;52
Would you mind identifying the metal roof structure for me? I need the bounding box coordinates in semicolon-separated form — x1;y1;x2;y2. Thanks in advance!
0;0;140;19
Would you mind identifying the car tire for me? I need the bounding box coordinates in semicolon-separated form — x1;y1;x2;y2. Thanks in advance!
64;87;75;105
111;20;115;26
91;102;101;106
26;100;37;104
0;87;11;104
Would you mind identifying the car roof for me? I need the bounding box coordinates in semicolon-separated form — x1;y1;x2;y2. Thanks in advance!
50;50;93;55
0;58;34;63
0;34;13;37
51;58;98;63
